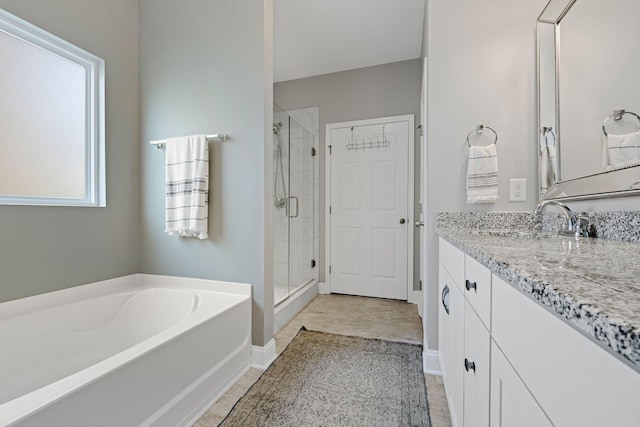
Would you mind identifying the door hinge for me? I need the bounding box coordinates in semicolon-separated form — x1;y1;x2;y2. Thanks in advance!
419;280;423;290
329;145;332;155
329;206;332;214
311;259;316;268
329;265;332;274
311;147;317;157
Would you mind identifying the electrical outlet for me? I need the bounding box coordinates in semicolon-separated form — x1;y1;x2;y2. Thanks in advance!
509;178;527;202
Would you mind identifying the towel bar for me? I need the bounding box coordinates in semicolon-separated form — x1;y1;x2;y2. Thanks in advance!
150;133;229;148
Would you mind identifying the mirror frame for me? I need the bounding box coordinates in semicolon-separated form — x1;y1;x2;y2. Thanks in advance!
537;0;640;202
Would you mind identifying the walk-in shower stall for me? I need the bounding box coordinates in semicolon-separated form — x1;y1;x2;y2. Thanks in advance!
272;104;317;306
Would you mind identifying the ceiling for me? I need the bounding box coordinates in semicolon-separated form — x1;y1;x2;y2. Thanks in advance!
274;0;426;83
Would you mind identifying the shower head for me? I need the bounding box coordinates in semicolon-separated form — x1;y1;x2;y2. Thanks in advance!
273;122;283;134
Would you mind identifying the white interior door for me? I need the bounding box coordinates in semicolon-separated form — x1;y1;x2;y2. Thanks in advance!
328;117;411;300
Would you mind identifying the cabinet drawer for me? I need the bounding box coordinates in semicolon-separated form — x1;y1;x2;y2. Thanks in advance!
463;301;490;427
439;237;465;290
464;255;491;329
492;274;640;426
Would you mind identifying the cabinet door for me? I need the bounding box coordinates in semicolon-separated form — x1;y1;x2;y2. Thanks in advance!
438;263;452;387
449;283;465;427
463;301;490;427
490;341;552;427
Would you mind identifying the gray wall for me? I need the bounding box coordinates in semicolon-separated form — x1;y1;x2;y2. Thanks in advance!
0;0;139;303
274;59;423;290
425;0;548;350
138;0;274;346
421;0;428;57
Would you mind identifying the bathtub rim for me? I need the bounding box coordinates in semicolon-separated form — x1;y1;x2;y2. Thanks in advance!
0;274;251;426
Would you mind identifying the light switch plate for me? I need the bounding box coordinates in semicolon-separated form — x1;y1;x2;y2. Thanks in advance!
509;178;527;202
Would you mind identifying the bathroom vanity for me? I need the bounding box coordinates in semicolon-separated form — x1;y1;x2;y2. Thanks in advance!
436;215;640;427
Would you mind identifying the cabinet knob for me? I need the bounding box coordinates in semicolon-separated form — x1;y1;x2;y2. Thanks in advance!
465;279;477;292
464;358;476;372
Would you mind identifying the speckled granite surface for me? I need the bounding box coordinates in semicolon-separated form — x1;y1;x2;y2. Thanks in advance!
437;211;640;243
585;211;640;242
436;217;640;371
436;212;537;232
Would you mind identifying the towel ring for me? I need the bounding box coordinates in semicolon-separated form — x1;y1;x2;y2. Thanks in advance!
466;124;498;147
602;110;640;136
542;126;555;137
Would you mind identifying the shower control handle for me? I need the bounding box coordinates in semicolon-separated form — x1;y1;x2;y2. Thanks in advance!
399;218;406;224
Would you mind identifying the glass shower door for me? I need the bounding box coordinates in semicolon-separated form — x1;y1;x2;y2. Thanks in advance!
287;118;315;298
273;104;316;306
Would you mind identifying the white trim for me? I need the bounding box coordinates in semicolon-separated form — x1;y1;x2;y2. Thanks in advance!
0;8;105;207
318;281;330;294
423;350;442;376
420;57;430;351
274;281;318;334
252;339;277;370
325;114;415;300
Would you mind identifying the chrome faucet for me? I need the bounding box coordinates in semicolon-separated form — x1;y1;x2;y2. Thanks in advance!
534;200;589;237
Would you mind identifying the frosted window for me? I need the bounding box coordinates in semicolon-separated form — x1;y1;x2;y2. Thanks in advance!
0;10;105;206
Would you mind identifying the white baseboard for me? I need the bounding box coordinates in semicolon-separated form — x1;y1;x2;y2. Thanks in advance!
252;339;277;370
423;350;442;376
318;281;329;294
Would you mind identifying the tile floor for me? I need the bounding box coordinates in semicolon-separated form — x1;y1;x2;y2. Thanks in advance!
195;294;452;427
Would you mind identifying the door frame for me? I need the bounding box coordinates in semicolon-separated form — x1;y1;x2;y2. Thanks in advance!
325;114;415;301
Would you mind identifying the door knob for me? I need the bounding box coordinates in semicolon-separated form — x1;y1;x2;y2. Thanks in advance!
399;218;406;224
415;220;424;227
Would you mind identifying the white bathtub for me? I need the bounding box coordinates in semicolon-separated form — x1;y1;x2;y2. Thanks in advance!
0;274;252;427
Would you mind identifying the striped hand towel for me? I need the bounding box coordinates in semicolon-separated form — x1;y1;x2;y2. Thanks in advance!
165;135;209;239
467;143;499;204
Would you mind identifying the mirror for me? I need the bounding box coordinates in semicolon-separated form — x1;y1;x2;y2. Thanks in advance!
537;0;640;201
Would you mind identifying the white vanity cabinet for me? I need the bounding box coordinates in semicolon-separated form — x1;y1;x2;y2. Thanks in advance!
492;274;640;426
438;238;491;427
439;236;640;427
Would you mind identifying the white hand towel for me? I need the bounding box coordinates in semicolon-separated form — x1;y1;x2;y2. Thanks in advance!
467;143;499;204
165;135;209;239
606;131;640;168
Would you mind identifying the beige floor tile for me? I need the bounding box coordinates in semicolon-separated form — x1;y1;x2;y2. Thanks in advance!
195;294;451;427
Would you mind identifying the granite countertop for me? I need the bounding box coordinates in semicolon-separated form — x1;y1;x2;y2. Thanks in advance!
437;226;640;371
